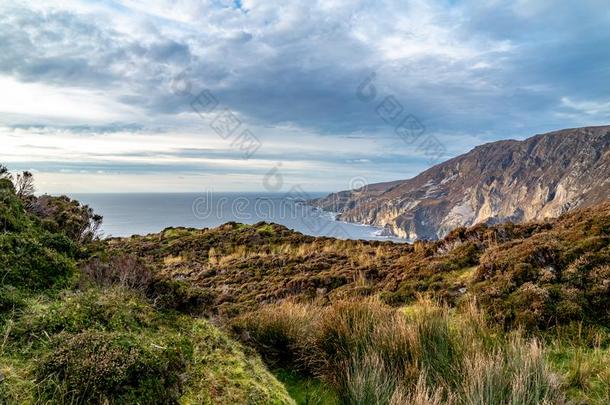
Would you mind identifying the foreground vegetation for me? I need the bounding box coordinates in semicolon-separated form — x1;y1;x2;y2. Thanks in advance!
233;298;568;404
1;287;292;404
1;165;609;403
97;198;610;403
0;173;292;404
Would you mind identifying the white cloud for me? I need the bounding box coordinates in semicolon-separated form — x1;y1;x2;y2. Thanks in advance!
561;97;610;117
0;76;140;123
1;0;609;192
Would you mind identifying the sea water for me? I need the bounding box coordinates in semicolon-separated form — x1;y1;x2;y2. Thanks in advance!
71;192;408;242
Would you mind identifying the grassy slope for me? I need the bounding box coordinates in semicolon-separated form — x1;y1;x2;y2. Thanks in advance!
1;288;293;404
1;288;290;404
0;179;293;404
103;203;610;331
3;172;610;403
99;202;610;404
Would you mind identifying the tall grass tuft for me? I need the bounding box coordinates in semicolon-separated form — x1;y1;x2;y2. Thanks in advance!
409;302;461;388
462;338;564;404
342;352;396;405
234;297;566;404
232;300;316;371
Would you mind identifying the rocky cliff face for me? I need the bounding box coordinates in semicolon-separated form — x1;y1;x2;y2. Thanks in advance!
312;125;610;239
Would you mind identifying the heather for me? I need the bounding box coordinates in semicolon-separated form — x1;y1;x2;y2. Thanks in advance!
0;172;292;404
101;202;610;333
2;168;610;403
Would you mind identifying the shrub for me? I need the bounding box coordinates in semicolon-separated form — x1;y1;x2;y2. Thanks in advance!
80;256;215;314
0;181;78;291
0;179;27;233
0;232;76;290
147;278;215;314
27;194;103;243
80;255;153;291
36;330;192;404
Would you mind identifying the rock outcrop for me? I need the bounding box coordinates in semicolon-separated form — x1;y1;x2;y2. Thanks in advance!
312;125;610;239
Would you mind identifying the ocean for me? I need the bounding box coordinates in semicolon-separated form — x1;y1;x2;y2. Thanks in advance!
70;192;408;242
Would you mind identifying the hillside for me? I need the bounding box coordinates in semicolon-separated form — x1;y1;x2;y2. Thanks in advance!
100;201;610;331
96;201;610;403
0;178;293;404
312;125;610;239
2;170;610;404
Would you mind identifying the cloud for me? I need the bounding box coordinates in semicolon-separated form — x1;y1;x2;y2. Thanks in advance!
561;97;610;116
0;0;609;192
0;1;515;131
0;76;143;124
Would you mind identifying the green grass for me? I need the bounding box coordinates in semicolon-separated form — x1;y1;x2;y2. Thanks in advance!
0;288;294;404
256;223;276;234
274;369;338;405
547;345;610;404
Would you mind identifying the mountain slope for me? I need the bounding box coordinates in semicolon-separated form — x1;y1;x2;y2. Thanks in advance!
312;125;610;239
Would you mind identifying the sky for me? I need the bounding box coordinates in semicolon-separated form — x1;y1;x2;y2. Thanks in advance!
1;0;609;194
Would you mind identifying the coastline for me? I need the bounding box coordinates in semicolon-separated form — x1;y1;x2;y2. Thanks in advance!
72;192;411;243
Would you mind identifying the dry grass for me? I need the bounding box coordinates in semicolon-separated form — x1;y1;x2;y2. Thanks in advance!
80;255;153;291
100;203;610;327
235;298;566;404
232;301;318;371
163;255;184;265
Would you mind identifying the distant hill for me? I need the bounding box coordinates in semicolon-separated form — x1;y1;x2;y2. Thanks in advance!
312;125;610;239
102;201;610;330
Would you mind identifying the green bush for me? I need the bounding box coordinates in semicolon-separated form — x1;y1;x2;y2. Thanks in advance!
27;194;103;244
147;278;215;314
0;232;76;290
37;330;192;404
0;179;27;233
0;180;78;291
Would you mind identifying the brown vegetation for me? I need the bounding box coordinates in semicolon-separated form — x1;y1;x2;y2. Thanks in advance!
96;202;610;332
232;298;566;404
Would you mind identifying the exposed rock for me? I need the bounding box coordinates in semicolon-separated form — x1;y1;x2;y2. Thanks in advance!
312;125;610;239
